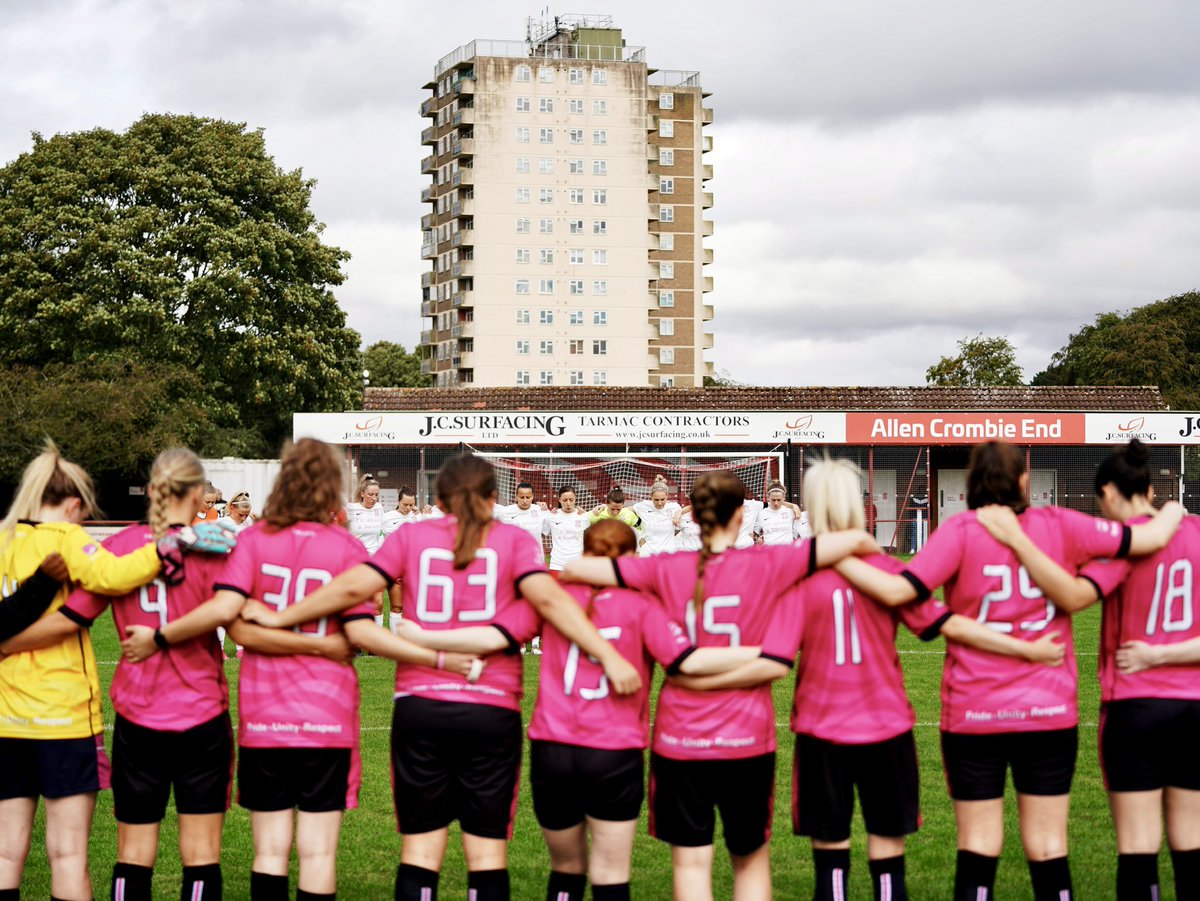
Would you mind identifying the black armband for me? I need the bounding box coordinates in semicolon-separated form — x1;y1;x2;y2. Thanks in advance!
900;571;932;602
153;628;170;650
1115;525;1133;560
918;610;954;642
665;646;697;676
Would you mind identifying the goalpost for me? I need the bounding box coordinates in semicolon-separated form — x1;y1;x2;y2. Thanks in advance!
470;449;787;508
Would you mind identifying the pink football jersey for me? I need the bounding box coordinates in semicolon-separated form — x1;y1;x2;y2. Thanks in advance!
65;524;229;731
905;506;1129;734
499;582;692;750
368;517;549;712
1084;516;1200;703
616;542;815;760
788;555;949;744
214;521;374;751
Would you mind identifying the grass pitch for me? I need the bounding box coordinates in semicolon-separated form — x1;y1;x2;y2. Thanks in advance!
13;601;1172;899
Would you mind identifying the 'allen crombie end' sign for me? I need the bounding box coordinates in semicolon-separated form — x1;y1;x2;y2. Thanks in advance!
846;413;1086;445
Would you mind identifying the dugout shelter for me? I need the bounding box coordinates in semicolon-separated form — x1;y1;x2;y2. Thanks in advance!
294;386;1200;554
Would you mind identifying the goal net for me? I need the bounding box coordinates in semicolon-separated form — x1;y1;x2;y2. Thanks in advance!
471;451;785;508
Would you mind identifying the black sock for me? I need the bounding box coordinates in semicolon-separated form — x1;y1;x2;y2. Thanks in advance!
1028;856;1072;901
869;855;908;901
0;890;16;901
113;862;153;901
183;863;223;901
395;864;439;901
296;891;335;901
590;885;630;901
1172;848;1200;899
467;869;509;901
813;848;851;901
955;851;998;901
1117;853;1158;901
251;872;290;901
546;871;586;901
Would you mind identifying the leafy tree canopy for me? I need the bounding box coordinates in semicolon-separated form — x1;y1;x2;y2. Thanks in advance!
0;113;361;463
926;334;1024;387
703;368;745;387
1032;291;1200;410
362;341;429;390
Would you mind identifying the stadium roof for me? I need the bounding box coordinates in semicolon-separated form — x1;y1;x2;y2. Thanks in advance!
363;385;1166;412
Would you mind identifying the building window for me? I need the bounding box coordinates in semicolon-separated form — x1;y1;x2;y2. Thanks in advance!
659;233;675;251
569;188;584;204
569;98;584;113
658;291;675;307
569;248;585;264
659;119;674;138
539;187;554;204
570;370;584;385
515;248;530;264
539;278;555;294
537;249;552;265
660;262;675;279
516;309;531;324
516;339;530;354
569;310;584;325
539;218;554;234
569;158;584;174
538;66;554;83
592;219;607;235
593;339;608;355
569;68;584;85
659;206;674;223
592;280;607;295
659;348;675;364
593;311;607;326
568;339;584;355
570;279;584;295
660;177;674;195
569;219;584;234
516;369;530;385
539;157;554;174
660;376;675;387
514;65;531;83
659;92;674;109
593;159;607;176
515;278;530;294
515;157;530;173
515;217;531;233
515;187;531;203
516;126;530;143
540;370;554;385
516;96;531;112
592;129;607;145
568;128;584;145
592;249;607;265
539;98;554;113
539;340;554;355
592;69;607;85
593;99;607;114
539;310;554;325
539;127;554;144
593;370;607;385
659;148;675;166
659;318;675;336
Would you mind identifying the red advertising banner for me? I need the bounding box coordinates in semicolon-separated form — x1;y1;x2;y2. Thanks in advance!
846;412;1087;445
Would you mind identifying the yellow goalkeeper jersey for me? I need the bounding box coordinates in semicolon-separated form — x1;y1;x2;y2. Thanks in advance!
0;520;160;740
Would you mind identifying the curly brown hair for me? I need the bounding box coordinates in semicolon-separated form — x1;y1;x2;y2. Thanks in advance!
263;439;347;530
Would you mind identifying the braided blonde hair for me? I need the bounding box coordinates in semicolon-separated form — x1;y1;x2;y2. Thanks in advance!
147;448;206;539
689;470;747;612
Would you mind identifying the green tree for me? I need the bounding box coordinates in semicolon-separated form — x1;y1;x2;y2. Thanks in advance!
0;113;360;458
1033;292;1200;410
363;341;429;389
926;334;1024;387
703;367;745;387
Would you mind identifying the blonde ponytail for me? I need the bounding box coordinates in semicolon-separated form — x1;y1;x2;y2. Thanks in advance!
146;448;206;539
1;440;99;539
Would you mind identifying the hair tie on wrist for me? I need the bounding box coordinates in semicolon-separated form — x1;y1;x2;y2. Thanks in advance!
153;628;170;650
436;650;445;670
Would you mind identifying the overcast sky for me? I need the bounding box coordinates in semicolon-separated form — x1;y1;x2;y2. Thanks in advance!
4;0;1199;386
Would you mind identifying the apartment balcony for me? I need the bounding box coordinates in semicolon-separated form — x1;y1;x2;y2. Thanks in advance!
452;138;475;158
647;203;660;220
421;272;433;287
420;155;435;173
701;108;713;125
420;359;431;374
702;275;714;293
646;353;661;370
701;164;714;181
451;79;475;96
702;247;714;265
702;192;714;209
702;219;713;237
451;108;474;127
703;332;715;349
420;185;434;202
703;303;715;320
455;351;474;368
454;322;475;339
420;98;435;117
420;329;433;345
420;242;436;260
646;144;659;161
450;169;474;188
451;198;474;218
420;213;435;230
452;231;475;248
646;115;658;132
451;291;470;307
702;135;713;153
451;260;474;278
421;300;435;317
421;126;436;145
